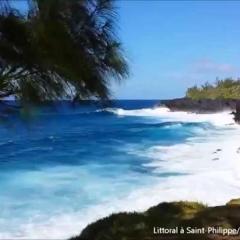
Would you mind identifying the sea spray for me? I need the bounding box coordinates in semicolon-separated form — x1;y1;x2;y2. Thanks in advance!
1;102;240;239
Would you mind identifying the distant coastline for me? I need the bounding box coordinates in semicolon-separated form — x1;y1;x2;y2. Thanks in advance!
160;97;237;113
160;79;240;115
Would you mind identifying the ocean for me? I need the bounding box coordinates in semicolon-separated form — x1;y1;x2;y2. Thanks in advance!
0;100;240;239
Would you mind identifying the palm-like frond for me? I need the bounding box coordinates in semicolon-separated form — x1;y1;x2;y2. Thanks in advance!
0;0;129;103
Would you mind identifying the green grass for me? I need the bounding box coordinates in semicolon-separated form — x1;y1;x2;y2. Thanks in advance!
70;199;240;240
186;78;240;100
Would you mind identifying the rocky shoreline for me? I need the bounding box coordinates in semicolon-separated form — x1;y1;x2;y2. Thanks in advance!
160;98;240;123
160;98;238;113
70;199;240;240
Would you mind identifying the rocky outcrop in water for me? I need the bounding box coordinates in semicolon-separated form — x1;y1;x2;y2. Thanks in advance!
160;98;237;113
232;101;240;123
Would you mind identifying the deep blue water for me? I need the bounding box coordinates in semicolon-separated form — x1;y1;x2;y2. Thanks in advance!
0;100;209;238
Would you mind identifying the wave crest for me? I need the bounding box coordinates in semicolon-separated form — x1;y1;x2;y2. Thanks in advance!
103;107;236;126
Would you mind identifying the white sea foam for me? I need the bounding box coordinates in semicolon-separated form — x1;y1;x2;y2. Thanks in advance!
106;106;236;126
1;107;240;239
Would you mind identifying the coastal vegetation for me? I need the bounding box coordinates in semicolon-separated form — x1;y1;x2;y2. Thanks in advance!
70;199;240;240
186;78;240;100
0;0;128;104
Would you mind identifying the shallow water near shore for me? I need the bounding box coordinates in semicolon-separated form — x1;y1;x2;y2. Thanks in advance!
0;100;240;239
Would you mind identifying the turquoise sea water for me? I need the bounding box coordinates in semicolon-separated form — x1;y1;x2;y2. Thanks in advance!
0;100;238;239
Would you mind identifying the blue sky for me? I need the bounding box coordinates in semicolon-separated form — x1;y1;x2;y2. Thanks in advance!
10;1;240;99
113;0;240;99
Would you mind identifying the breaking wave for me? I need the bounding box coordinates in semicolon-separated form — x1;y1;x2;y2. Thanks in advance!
1;103;240;239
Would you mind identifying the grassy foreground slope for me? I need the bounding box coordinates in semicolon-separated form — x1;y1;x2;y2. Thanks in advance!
70;199;240;240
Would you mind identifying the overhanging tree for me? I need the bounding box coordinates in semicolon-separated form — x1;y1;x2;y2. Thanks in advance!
0;0;129;103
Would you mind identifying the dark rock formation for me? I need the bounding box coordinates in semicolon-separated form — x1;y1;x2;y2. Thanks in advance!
70;199;240;240
232;101;240;123
160;98;237;113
